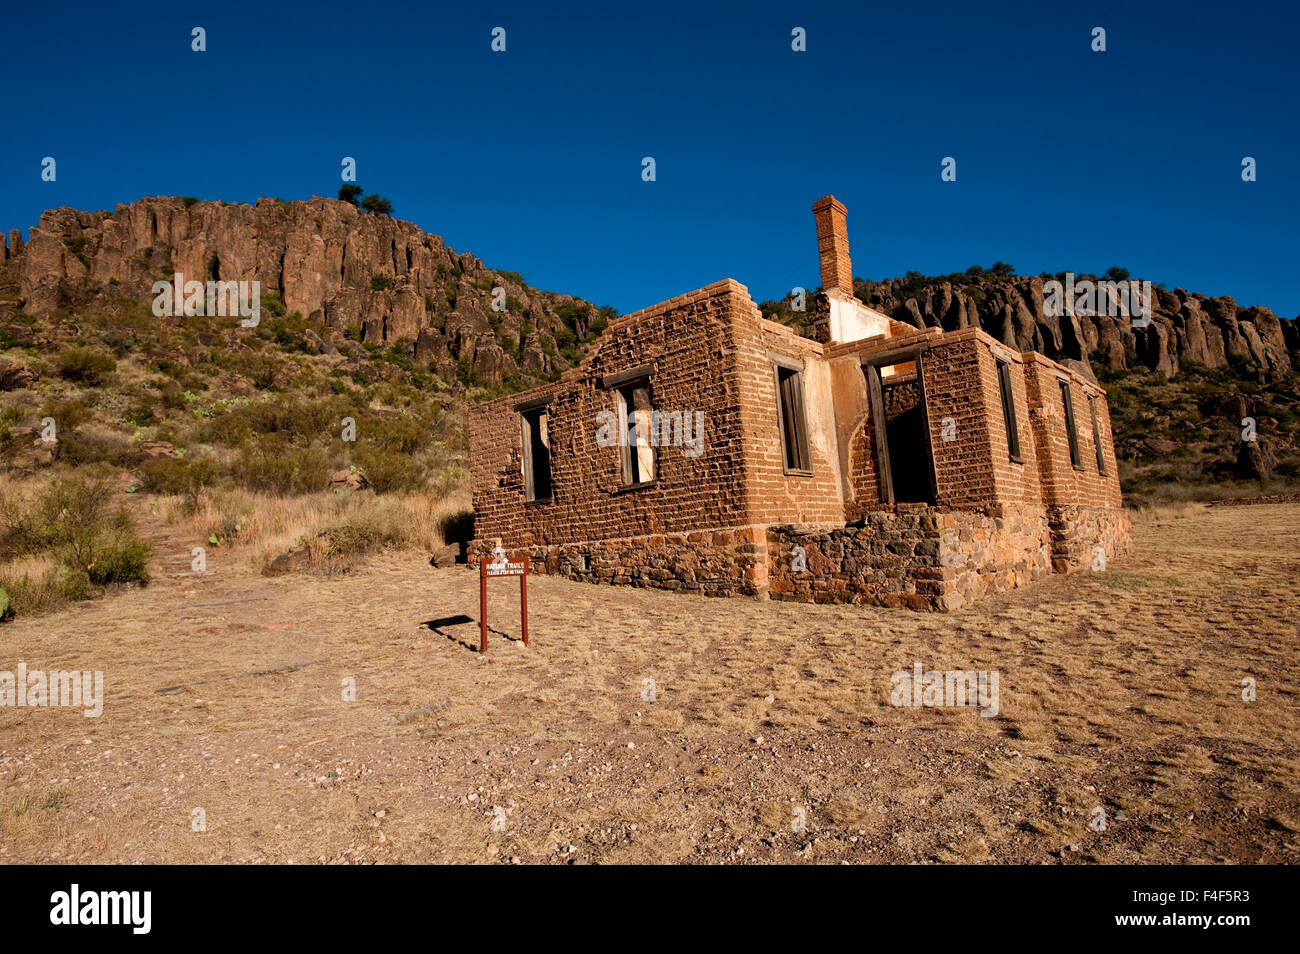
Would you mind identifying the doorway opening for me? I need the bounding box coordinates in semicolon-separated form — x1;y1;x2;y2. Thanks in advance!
864;353;938;506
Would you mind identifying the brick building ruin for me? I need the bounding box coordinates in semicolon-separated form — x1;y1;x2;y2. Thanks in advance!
469;196;1130;610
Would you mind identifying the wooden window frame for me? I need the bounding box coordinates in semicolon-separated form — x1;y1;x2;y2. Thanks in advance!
1060;379;1083;470
613;376;656;490
519;406;552;503
995;359;1023;463
1088;393;1107;475
773;359;812;475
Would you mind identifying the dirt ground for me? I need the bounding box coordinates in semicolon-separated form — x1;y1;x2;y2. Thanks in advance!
1;503;1297;864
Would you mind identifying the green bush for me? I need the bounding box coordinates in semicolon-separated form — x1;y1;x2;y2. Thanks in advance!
0;475;152;617
194;410;253;446
360;195;394;216
41;397;94;431
60;430;138;468
352;444;426;493
259;291;287;319
86;529;152;586
233;441;332;495
139;456;220;495
122;403;155;426
56;347;117;385
158;379;186;409
368;415;424;454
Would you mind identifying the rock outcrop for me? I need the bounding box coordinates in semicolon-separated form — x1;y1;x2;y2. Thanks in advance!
851;275;1296;380
0;357;37;391
4;196;605;386
6;197;1296;385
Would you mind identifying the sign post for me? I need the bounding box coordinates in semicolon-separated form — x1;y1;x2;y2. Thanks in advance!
479;552;530;653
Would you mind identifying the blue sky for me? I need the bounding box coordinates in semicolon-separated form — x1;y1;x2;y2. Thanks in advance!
2;0;1296;317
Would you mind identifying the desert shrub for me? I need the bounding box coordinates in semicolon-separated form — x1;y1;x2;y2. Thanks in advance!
42;397;94;431
56;347;116;385
321;521;406;558
60;429;138;468
232;441;332;495
311;503;414;571
1;562;92;616
0;475;151;616
86;528;152;586
242;395;351;439
194;410;253;446
368;415;424;455
1;474;114;556
139;456;220;495
259;291;287;319
351;444;427;494
122;402;155;426
158;379;186;409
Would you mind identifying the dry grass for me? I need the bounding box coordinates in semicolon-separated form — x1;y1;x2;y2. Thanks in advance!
144;487;472;565
1128;500;1209;525
0;503;1297;864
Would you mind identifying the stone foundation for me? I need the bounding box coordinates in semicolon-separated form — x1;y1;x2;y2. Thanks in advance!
766;505;1054;611
1046;504;1132;572
469;526;768;598
472;504;1131;611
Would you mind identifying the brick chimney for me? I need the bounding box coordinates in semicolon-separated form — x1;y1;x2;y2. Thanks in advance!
812;195;852;298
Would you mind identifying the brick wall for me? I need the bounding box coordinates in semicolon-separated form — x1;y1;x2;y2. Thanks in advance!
470;280;764;549
920;336;1000;508
976;340;1045;509
1022;355;1122;510
732;313;847;526
471;280;857;553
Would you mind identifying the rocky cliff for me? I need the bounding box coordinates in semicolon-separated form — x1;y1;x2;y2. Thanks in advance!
5;196;1298;388
846;274;1297;382
1;195;608;387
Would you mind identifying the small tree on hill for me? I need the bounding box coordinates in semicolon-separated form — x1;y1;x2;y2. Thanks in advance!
338;184;363;206
361;194;394;216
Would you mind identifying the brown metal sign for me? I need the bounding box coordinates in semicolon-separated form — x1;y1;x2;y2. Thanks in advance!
479;554;530;653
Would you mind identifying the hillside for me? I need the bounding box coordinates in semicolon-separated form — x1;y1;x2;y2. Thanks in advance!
0;195;624;617
4;195;614;391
